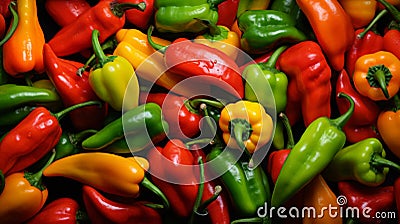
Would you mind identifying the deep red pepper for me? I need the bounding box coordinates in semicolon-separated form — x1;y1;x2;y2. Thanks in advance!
48;0;146;56
26;197;86;224
216;0;239;28
43;43;107;131
45;0;91;27
0;14;5;39
336;69;380;143
0;0;11;18
147;140;199;218
395;177;400;218
383;28;400;59
345;29;384;77
117;0;154;30
82;185;162;224
338;181;396;224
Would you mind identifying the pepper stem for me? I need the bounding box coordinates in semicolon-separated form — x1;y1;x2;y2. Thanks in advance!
196;185;222;213
54;101;102;121
279;112;294;149
392;95;400;111
0;1;18;46
263;45;288;69
200;103;218;136
189;98;225;109
92;30;116;69
147;25;167;53
330;92;355;129
367;64;392;99
0;170;4;195
357;9;388;39
189;157;205;224
231;217;266;223
141;176;170;209
185;138;214;149
25;149;56;191
194;19;221;37
70;129;98;146
371;154;400;172
376;0;400;23
111;2;146;18
230;118;253;166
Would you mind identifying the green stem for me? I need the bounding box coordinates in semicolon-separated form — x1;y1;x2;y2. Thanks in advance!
376;0;400;23
371;154;400;172
24;73;33;87
367;64;392;99
358;9;388;39
195;19;221;36
196;185;222;213
92;30;115;68
189;157;205;224
0;170;4;195
184;99;201;114
0;1;18;46
331;92;354;129
230;119;253;166
112;2;146;17
200;103;217;136
147;25;167;53
185;138;214;148
231;217;265;223
189;98;225;109
279;112;294;149
25;149;56;191
141;176;170;209
393;95;400;111
143;203;165;209
263;45;288;68
53;101;102;120
70;129;98;145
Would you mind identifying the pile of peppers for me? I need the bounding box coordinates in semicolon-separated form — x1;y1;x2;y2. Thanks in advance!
1;0;400;223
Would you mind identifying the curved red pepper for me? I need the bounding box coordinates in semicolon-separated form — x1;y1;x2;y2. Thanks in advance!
0;0;11;18
336;69;380;143
383;28;400;59
216;0;239;28
82;185;162;224
118;0;154;30
45;0;91;27
43;44;107;131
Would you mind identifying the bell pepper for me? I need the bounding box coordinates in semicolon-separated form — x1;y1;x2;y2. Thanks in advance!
26;197;87;224
118;0;154;30
44;0;91;27
383;25;400;59
297;0;354;71
147;139;199;218
0;101;100;176
236;0;270;16
377;95;400;159
339;0;378;29
338;181;396;224
43;44;108;130
336;69;380;143
0;0;11;18
82;185;163;224
89;29;139;111
219;100;273;162
153;0;220;33
147;26;244;99
237;10;307;54
216;0;239;28
81;102;168;152
353;51;400;101
277;41;332;127
2;0;45;77
323;138;400;186
0;150;55;223
271;92;354;207
48;0;146;56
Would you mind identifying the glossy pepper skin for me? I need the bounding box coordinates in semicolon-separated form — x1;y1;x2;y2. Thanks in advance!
216;0;239;28
118;0;154;29
43;44;107;131
48;0;146;56
353;51;400;101
82;103;168;152
237;10;307;54
0;106;35;127
277;41;332;127
237;0;270;16
271;93;354;207
89;29;139;111
339;0;378;29
377;95;400;159
45;0;91;27
297;0;354;71
336;69;380;143
82;185;163;224
3;0;45;76
383;28;400;59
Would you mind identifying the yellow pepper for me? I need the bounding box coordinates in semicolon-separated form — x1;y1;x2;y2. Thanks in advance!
219;100;273;155
353;51;400;101
339;0;378;29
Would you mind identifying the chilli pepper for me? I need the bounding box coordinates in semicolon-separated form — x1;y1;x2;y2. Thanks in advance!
236;0;270;16
26;197;87;224
383;25;400;59
44;0;91;27
48;0;146;57
323;138;400;186
0;101;100;176
216;0;239;28
3;0;45;77
81;102;168;152
338;181;396;224
0;14;4;39
339;0;378;29
43;43;108;131
54;129;97;161
0;150;55;223
353;51;400;101
89;29;139;111
277;41;332;127
377;95;400;159
148;25;244;99
0;105;35;127
43;152;169;208
118;0;154;30
237;10;307;54
82;185;163;224
297;0;354;71
271;92;354;207
336;69;380;143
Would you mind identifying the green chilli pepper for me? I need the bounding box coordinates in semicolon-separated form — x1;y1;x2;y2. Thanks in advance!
55;129;97;160
238;10;307;54
82;103;168;152
323;137;400;187
0;106;36;127
271;92;355;207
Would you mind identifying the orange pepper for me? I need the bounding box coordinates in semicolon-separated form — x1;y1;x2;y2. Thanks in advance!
353;51;400;101
377;95;400;159
339;0;378;29
3;0;45;77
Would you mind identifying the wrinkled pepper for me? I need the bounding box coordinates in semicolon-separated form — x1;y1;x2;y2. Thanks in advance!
43;43;108;131
48;0;146;56
82;102;168;153
236;0;270;16
297;0;354;71
237;10;307;54
89;29;139;111
44;0;91;27
377;95;400;159
82;185;163;224
339;0;378;29
277;41;332;127
118;0;154;29
271;92;354;207
384;26;400;59
353;51;400;101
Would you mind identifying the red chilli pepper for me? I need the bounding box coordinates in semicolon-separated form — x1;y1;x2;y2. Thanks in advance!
48;0;146;56
45;0;91;27
82;185;162;224
117;0;154;30
43;44;108;131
